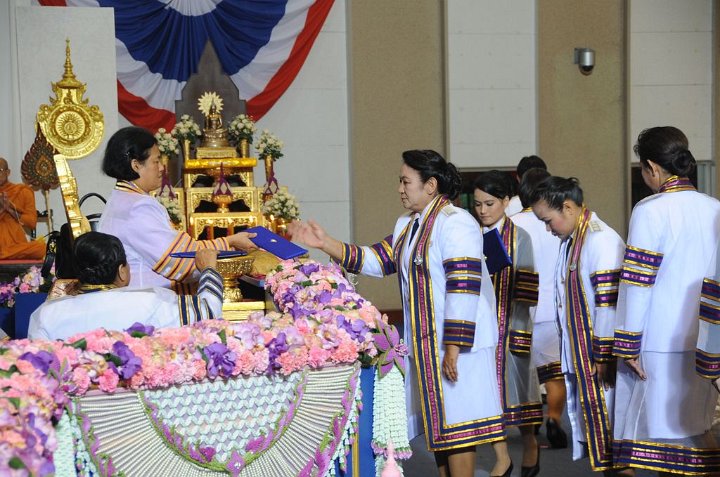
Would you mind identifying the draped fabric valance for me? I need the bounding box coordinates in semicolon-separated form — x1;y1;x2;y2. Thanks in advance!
35;0;335;131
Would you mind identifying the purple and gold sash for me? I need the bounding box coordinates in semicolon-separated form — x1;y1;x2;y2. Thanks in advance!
407;196;505;451
491;219;543;426
565;208;614;470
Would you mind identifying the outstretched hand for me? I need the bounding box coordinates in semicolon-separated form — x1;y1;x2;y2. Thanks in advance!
288;220;327;249
227;231;257;252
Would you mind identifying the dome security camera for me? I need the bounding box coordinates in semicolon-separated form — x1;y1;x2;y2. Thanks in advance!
574;48;595;75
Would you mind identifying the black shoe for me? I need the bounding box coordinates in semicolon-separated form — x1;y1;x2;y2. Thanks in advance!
521;446;540;477
491;461;513;477
546;417;568;449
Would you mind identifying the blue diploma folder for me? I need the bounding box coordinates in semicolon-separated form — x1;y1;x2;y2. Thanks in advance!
483;228;512;274
169;250;247;259
245;226;307;260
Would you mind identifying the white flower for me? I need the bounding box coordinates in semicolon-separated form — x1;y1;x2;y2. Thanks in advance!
256;130;284;160
262;189;300;220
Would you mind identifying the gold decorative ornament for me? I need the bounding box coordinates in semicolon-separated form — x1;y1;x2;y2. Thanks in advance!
36;39;104;160
215;255;255;302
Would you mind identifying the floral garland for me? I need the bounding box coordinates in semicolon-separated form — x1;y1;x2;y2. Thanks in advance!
0;266;53;308
170;114;202;146
0;259;409;475
256;129;284;160
227;114;256;144
261;189;301;221
153;128;179;160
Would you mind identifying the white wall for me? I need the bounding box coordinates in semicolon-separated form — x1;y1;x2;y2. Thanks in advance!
4;1;349;253
10;2;118;232
446;0;537;170
629;0;712;165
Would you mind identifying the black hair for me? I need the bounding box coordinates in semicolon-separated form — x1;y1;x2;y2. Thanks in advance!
472;170;514;200
517;155;547;179
519;167;551;209
74;231;127;285
634;126;696;177
529;176;584;211
401;150;462;200
102;126;157;181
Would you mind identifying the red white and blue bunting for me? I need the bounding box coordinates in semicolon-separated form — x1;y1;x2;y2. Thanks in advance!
35;0;335;131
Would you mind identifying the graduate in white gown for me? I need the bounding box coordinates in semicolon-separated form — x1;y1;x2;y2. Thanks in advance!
530;176;625;475
473;170;542;477
28;232;223;341
291;150;509;477
505;155;547;218
697;239;720;394
613;126;720;476
511;167;569;450
98;127;255;293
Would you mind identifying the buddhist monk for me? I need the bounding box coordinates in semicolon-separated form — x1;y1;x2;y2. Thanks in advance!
0;157;45;260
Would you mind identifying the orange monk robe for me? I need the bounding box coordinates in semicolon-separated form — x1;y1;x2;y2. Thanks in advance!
0;182;45;260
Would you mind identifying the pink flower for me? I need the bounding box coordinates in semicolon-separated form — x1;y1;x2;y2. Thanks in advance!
71;368;90;395
97;369;119;393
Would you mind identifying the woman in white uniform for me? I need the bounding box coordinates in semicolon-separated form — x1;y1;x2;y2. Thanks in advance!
98;127;255;293
530;176;625;475
291;150;509;477
511;168;568;449
29;232;223;340
474;170;542;477
613;126;720;476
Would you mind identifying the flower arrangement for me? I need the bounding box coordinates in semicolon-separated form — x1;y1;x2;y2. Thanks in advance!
0;259;409;475
0;266;53;308
256;129;284;160
227;114;256;144
156;194;182;226
154;128;179;160
261;189;300;221
170;114;203;146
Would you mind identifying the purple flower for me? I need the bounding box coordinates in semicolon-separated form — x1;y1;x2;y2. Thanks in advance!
226;450;246;476
299;263;320;275
318;290;332;304
336;316;369;341
203;342;237;379
199;446;216;463
267;333;289;371
125;322;155;337
18;351;59;376
374;322;406;378
112;341;142;380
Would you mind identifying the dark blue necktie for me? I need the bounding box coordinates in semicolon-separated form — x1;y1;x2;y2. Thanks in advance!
409;218;420;243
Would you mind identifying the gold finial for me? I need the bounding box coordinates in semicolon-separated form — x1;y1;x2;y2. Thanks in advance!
36;37;104;159
58;38;82;89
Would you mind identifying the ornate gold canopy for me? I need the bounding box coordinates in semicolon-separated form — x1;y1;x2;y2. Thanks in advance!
36;39;104;160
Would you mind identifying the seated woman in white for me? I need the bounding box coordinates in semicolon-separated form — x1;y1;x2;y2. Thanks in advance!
28;232;223;340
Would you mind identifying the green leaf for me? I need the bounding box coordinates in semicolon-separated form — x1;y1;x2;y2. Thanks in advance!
300;280;313;287
7;397;20;409
104;353;122;367
218;329;227;345
70;338;87;350
8;457;25;469
331;283;338;289
129;331;147;339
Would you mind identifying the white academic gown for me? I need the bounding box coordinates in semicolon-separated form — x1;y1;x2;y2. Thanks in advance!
555;210;624;469
28;269;224;341
613;179;720;474
99;181;231;291
484;217;543;427
339;195;504;451
512;210;563;381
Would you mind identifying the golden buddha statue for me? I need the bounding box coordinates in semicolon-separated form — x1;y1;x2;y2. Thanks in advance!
202;102;231;148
